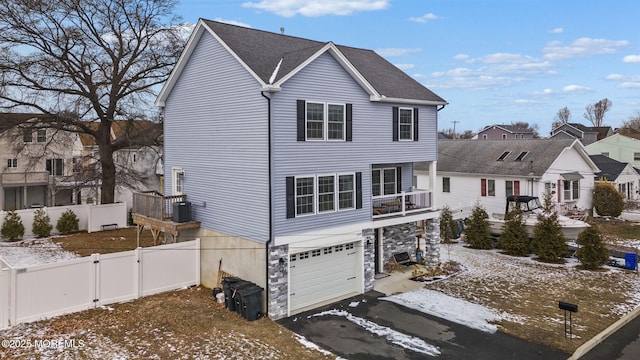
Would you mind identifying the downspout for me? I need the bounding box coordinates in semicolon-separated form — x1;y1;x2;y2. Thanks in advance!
261;91;273;317
437;104;447;112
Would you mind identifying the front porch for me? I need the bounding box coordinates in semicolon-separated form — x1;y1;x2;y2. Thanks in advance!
132;192;200;245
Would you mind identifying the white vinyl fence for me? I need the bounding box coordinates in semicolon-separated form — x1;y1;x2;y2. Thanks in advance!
0;239;200;329
0;203;127;239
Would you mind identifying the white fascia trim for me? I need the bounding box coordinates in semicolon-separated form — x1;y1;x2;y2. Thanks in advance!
371;95;448;106
272;42;379;97
273;221;370;249
155;20;268;108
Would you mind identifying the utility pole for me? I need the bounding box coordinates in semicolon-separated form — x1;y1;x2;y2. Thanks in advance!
452;120;460;139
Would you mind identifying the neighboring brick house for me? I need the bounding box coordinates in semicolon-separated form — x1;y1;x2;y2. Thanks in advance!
152;20;447;319
477;124;535;140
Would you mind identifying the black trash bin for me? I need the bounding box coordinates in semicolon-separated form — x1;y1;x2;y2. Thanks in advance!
221;277;243;311
237;285;264;321
230;281;253;314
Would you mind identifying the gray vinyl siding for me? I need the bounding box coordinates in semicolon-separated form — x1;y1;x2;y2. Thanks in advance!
271;52;437;236
163;32;270;243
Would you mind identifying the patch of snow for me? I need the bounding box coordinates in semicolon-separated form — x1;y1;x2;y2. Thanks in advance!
348;301;360;307
313;309;441;357
0;238;78;267
293;333;345;359
382;288;500;333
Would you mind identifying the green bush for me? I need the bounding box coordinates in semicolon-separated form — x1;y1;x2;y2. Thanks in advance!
575;226;609;270
1;210;25;241
464;203;492;249
56;209;79;235
439;206;457;243
32;208;53;238
531;190;567;262
593;182;624;217
496;209;530;256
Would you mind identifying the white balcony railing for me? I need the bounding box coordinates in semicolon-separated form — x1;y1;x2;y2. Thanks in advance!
372;189;432;219
1;172;50;185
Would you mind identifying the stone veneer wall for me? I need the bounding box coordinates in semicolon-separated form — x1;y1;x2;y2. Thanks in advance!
382;223;417;263
267;244;289;320
363;228;375;292
423;218;441;266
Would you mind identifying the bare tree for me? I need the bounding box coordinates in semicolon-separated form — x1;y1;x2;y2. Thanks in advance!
584;98;612;127
0;0;184;203
617;111;640;134
552;107;571;129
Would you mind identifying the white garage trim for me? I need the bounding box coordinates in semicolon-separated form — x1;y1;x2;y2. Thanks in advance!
288;241;362;315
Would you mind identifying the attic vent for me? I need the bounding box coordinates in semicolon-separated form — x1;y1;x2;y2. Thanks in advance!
514;151;529;161
497;151;510;161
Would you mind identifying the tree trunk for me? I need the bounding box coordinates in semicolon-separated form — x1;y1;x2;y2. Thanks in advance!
100;153;116;204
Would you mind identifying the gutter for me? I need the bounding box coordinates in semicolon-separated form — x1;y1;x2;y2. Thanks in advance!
261;91;273;317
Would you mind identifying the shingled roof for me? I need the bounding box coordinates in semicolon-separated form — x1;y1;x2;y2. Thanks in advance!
157;20;446;106
589;154;631;181
418;139;586;177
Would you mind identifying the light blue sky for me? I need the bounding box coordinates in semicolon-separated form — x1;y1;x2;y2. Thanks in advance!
174;0;640;135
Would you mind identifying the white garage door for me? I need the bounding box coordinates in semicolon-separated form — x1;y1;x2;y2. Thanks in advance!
289;242;360;313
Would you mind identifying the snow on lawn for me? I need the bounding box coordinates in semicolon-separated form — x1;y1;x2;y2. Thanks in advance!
382;288;500;333
312;309;441;357
0;237;78;267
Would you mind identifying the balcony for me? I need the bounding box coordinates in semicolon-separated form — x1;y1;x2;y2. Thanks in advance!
372;189;433;220
1;172;50;186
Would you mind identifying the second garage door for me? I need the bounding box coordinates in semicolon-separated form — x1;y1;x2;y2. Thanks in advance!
289;241;360;314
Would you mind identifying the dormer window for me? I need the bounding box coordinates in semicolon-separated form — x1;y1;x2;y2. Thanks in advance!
515;151;529;161
497;151;510;161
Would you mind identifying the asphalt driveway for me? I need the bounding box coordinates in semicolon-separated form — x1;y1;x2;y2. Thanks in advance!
279;291;569;360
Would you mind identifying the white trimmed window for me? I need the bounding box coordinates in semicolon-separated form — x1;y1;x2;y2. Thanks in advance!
564;180;579;201
305;102;346;141
295;176;315;216
7;158;17;168
46;158;63;176
372;168;398;196
37;129;46;143
398;108;413;141
292;173;357;216
338;174;355;210
172;167;185;195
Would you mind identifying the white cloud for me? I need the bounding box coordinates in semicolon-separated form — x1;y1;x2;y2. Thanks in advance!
543;37;630;60
515;99;538;104
394;63;415;70
620;82;640;88
409;13;438;23
606;73;624;80
549;27;564;34
563;84;591;93
453;53;470;61
623;55;640;63
375;47;421;57
241;0;390;17
213;18;252;28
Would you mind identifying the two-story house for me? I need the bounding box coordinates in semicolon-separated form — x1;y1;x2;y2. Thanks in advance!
585;133;640;169
153;20;447;319
550;123;613;145
0;113;84;210
477;124;535;140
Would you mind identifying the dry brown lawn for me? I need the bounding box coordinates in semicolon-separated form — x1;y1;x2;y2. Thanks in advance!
51;227;158;257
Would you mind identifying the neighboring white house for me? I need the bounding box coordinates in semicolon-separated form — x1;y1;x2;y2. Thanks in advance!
415;139;600;217
589;154;640;201
584;133;640;169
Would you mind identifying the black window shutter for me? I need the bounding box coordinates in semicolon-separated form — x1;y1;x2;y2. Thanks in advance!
296;100;305;141
413;108;419;141
396;167;402;193
392;106;399;141
286;176;295;218
346;103;352;142
355;172;362;209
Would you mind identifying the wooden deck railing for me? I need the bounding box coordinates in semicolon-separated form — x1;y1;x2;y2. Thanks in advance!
133;192;186;221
